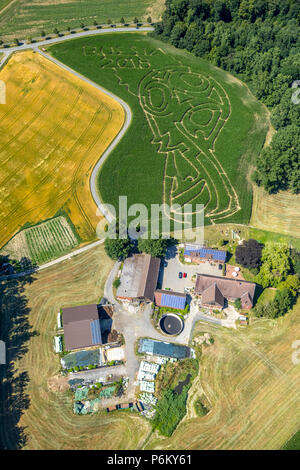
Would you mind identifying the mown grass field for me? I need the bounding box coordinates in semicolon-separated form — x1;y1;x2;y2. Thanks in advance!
251;185;300;239
0;0;163;41
0;244;152;450
0;50;124;249
50;33;268;227
1;216;79;264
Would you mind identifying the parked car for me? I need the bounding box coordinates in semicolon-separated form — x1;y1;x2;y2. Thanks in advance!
179;272;182;279
183;272;187;278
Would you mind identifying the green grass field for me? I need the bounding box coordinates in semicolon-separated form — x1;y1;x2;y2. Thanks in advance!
49;33;268;227
0;0;162;41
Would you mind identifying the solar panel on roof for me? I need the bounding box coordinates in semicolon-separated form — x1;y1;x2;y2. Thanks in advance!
90;319;102;345
161;293;186;310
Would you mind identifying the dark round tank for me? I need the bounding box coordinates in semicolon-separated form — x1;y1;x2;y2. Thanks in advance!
160;314;183;336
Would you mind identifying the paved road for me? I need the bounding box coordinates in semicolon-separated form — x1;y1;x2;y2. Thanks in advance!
0;27;153;278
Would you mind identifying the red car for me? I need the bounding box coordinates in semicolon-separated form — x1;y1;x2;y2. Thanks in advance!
183;272;187;278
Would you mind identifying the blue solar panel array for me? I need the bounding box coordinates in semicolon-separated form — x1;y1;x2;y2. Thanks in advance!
139;338;190;359
161;293;186;310
184;245;226;262
90;319;102;345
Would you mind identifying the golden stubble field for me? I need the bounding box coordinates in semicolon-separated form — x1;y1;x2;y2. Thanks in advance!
0;50;124;248
1;243;300;450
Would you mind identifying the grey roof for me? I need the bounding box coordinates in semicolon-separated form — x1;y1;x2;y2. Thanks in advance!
117;254;160;301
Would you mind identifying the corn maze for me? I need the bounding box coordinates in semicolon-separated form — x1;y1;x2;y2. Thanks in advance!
81;41;241;224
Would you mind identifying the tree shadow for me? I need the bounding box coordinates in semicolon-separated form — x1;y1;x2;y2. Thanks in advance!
0;257;38;449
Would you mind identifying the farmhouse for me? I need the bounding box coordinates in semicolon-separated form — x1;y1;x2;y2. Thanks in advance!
117;254;160;303
62;304;112;351
154;289;187;310
184;244;227;264
195;274;256;310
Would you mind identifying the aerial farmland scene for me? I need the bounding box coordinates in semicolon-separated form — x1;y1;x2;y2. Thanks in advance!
0;0;299;457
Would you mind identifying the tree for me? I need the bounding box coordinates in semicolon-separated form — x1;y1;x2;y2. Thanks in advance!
234;298;241;310
93;20;98;26
107;18;112;25
256;242;292;288
113;278;121;289
120;17;125;24
235;239;263;269
104;237;133;260
254;125;300;194
147;16;152;24
278;274;300;295
133;17;139;24
138;237;169;258
14;38;19;45
41;30;46;37
80;22;85;29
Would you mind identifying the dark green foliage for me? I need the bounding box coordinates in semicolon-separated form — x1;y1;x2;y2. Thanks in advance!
50;34;268;227
153;0;300;195
256;242;293;288
254;125;300;194
255;288;296;318
234;298;241;310
152;386;189;436
235;238;263;269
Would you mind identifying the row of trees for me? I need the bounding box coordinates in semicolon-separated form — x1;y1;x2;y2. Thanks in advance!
152;0;300;194
104;235;173;261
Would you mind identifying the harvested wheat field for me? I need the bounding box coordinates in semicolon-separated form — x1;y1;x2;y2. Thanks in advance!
251;185;300;238
0;244;151;450
144;302;300;450
0;50;124;249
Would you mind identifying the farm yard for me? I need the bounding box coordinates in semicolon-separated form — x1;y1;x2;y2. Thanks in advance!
0;50;124;249
0;216;79;264
49;33;269;227
0;0;163;42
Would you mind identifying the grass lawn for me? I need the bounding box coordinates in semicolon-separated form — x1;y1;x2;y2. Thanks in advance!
0;0;163;41
49;33;268;228
0;244;151;449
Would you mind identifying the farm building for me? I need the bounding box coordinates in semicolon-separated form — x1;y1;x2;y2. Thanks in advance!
54;335;62;353
195;274;256;309
62;304;113;351
154;289;187;310
140;381;155;393
117;254;160;303
138;338;191;360
184;244;227;264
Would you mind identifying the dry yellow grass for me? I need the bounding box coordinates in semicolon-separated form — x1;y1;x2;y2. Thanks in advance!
144;303;300;450
0;244;151;450
0;50;124;248
251;185;300;238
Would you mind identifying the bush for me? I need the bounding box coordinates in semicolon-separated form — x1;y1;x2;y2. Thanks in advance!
194;399;209;417
113;277;121;289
